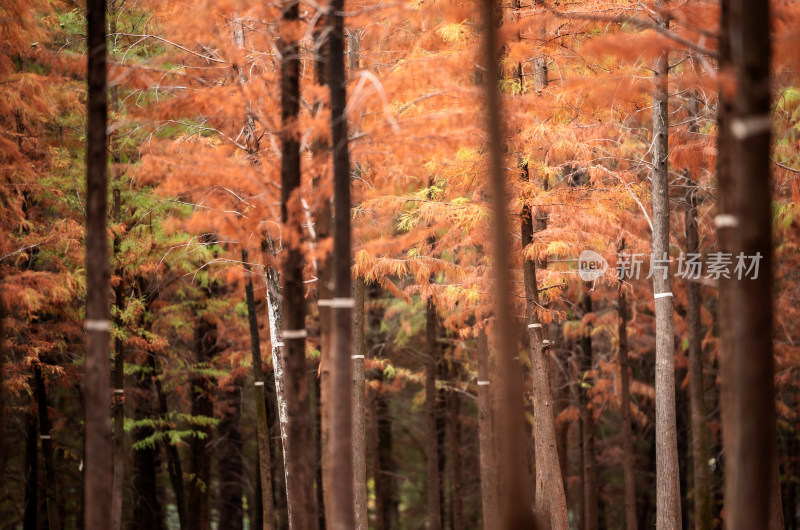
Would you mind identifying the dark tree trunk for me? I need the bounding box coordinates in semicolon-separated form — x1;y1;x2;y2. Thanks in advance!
580;291;598;530
720;0;782;528
476;330;499;529
34;366;61;530
425;298;442;530
685;180;712;530
448;364;464;530
187;317;215;530
24;410;38;530
313;371;326;530
243;250;276;530
279;0;319;524
84;1;112;528
112;188;125;530
617;261;637;530
217;384;244;530
133;354;164;530
327;0;356;524
154;371;188;530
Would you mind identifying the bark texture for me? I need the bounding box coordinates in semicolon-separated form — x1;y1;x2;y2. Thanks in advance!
651;2;682;527
721;0;782;528
279;0;319;523
352;279;368;530
617;254;637;530
84;1;113;528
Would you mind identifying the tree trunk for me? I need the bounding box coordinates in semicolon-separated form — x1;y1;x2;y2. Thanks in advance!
217;383;244;530
521;166;568;530
481;0;536;523
617;256;638;530
154;368;188;530
243;250;276;530
262;240;290;530
720;0;781;528
187;316;215;530
327;0;356;525
84;1;113;528
477;330;500;529
352;278;368;530
24;408;38;530
426;298;442;530
111;188;125;530
34;366;61;530
685;181;712;530
580;291;598;530
279;0;319;522
133;353;164;530
651;3;682;528
448;363;464;530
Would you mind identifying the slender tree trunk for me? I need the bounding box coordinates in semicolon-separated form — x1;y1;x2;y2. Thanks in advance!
154;369;188;530
685;181;712;530
477;330;500;529
243;251;276;530
352;279;368;530
187;317;215;530
34;366;61;530
481;0;536;524
133;353;164;530
617;256;638;530
651;3;682;528
111;187;125;530
580;291;598;530
326;1;356;526
521;166;568;530
720;0;781;528
217;385;244;530
262;240;290;530
85;1;112;528
24;406;38;530
279;0;319;523
426;298;442;530
448;363;464;530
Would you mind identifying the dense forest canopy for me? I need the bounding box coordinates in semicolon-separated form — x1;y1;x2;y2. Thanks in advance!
1;0;799;528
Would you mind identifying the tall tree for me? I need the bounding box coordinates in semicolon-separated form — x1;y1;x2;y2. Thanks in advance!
279;0;319;525
651;1;682;527
243;251;276;530
684;178;711;530
476;330;499;529
84;1;113;528
425;298;442;530
720;0;782;528
327;0;356;525
617;241;637;530
580;290;598;530
352;278;368;530
481;0;536;524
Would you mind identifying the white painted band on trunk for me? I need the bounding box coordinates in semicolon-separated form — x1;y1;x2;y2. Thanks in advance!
318;299;333;306
114;389;124;394
330;298;355;308
477;381;490;386
513;356;520;360
654;292;673;299
40;435;51;440
731;114;772;139
714;214;739;228
351;355;365;359
273;341;284;347
282;329;308;339
542;340;551;345
528;323;542;328
254;381;265;386
85;319;110;331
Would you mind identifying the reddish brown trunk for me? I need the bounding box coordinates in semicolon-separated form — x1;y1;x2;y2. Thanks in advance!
477;330;500;529
426;298;442;530
617;249;637;530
